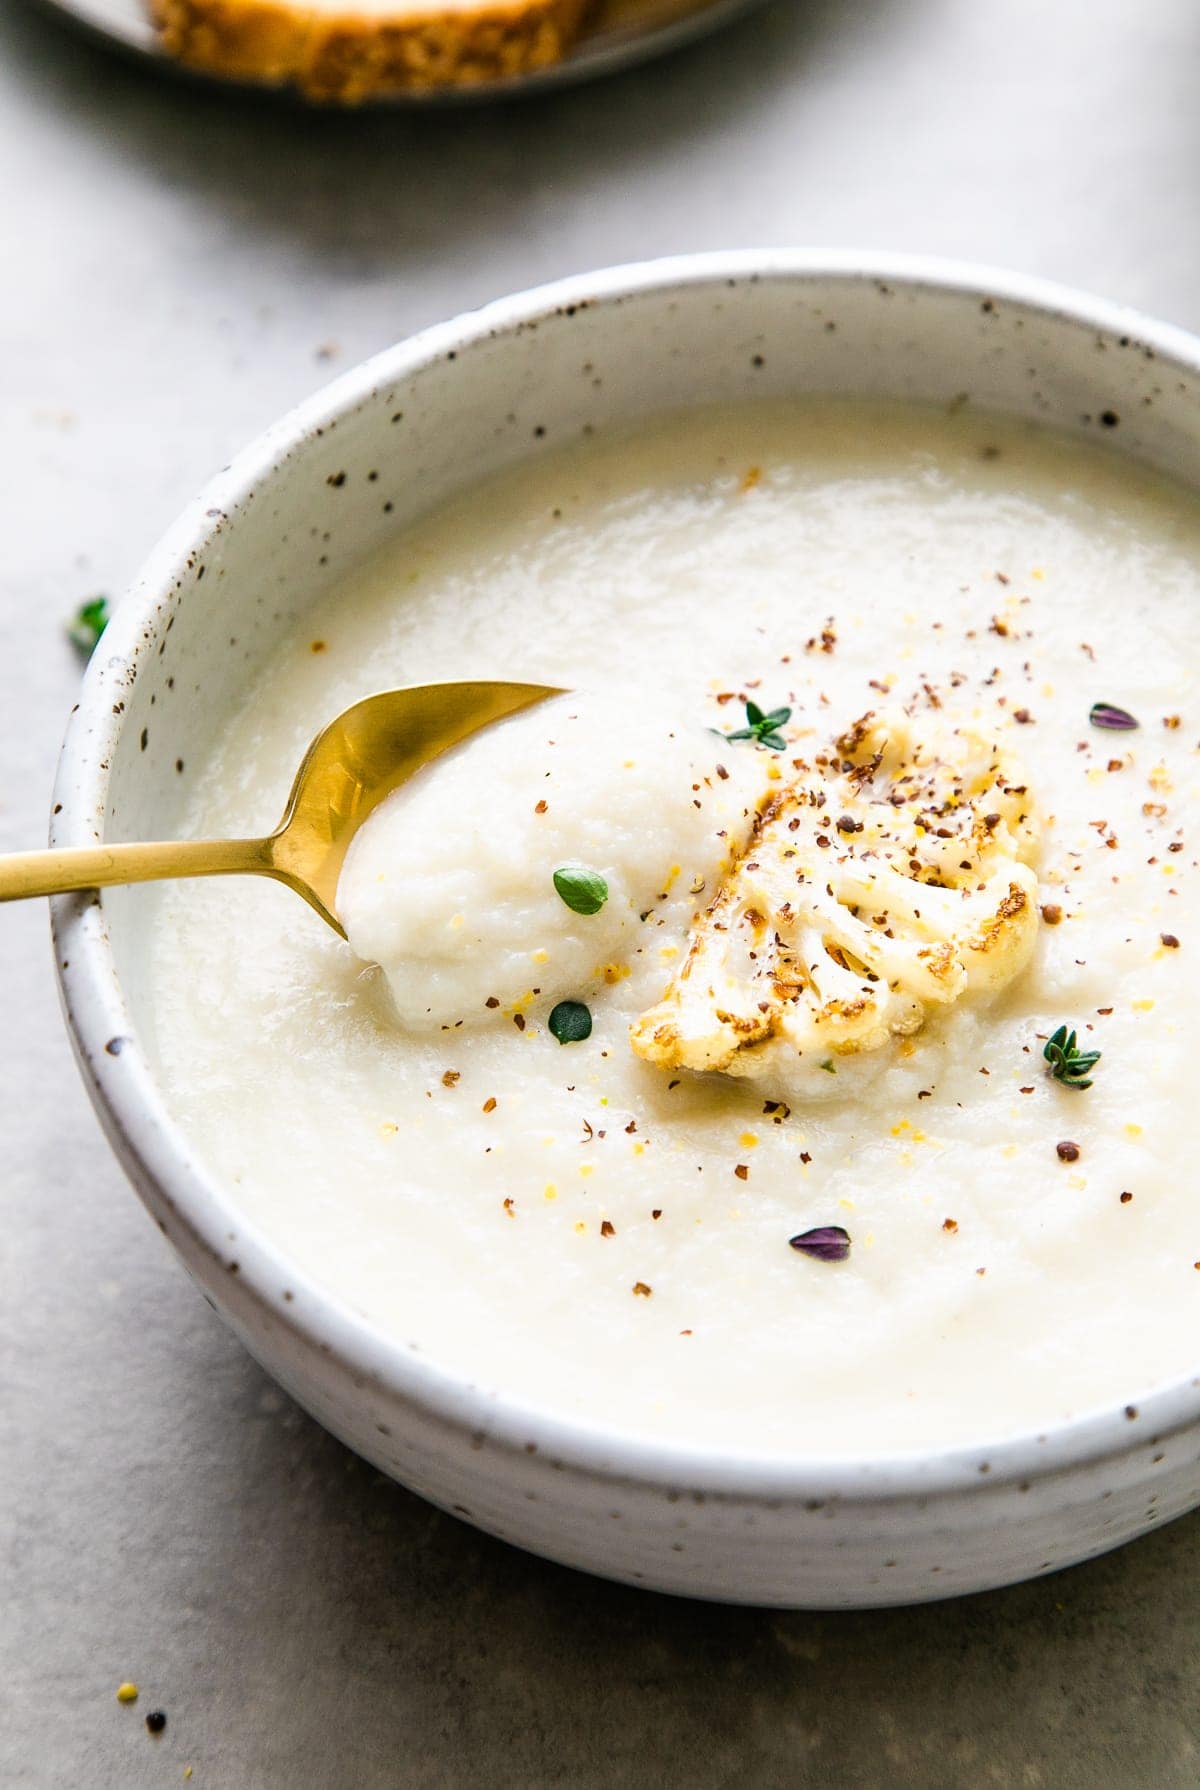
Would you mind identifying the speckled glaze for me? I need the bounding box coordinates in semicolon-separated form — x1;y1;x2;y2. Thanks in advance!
51;253;1200;1607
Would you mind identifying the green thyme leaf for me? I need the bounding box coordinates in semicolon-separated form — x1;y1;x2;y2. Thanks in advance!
549;1000;592;1045
67;595;110;656
1043;1024;1101;1090
723;697;792;753
553;865;609;917
819;1058;836;1074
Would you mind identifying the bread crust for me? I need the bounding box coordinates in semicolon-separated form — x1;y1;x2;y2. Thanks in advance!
151;0;593;100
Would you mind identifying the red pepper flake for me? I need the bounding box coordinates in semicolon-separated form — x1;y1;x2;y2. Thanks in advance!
799;1151;812;1164
1019;1085;1034;1094
1013;708;1033;724
1097;1006;1113;1015
1169;841;1184;853
600;1220;615;1237
624;1120;637;1134
485;996;500;1009
534;800;548;815
716;763;730;780
1107;758;1124;773
651;1208;662;1220
1040;903;1063;926
942;1217;958;1233
503;1197;515;1216
482;1096;497;1113
441;1070;460;1088
1162;933;1181;949
513;1013;526;1032
1056;1140;1080;1162
632;1281;652;1297
1164;715;1182;729
734;1164;749;1181
1120;1191;1133;1204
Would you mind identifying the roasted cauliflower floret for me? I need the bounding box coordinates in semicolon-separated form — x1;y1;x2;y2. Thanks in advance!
630;707;1040;1081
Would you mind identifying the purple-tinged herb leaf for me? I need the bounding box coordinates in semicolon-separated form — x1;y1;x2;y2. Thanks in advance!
1089;702;1139;732
789;1225;851;1263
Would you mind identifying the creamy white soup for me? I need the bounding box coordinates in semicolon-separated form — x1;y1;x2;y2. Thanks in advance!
150;401;1200;1456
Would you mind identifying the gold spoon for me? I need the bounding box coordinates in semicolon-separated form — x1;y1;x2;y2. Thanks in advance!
0;681;562;937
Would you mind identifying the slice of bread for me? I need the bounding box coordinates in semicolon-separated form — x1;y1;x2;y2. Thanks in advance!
152;0;594;101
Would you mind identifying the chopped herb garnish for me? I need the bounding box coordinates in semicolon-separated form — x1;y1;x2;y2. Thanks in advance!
553;865;609;916
819;1058;836;1074
789;1225;851;1263
725;699;792;752
1043;1024;1101;1090
1089;701;1139;732
549;1000;592;1045
67;595;110;656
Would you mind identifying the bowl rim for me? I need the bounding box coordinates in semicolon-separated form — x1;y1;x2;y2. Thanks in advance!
52;248;1200;1502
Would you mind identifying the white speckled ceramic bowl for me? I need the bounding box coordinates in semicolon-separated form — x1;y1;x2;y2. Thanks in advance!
52;253;1200;1607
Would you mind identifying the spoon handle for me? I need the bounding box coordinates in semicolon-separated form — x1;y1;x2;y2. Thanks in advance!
0;836;271;902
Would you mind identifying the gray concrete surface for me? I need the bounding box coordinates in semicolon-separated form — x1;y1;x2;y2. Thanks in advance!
4;0;1200;1783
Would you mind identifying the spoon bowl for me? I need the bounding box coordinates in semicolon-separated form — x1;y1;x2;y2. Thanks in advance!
0;680;562;929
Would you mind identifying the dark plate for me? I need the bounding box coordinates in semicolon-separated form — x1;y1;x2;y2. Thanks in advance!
33;0;771;104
